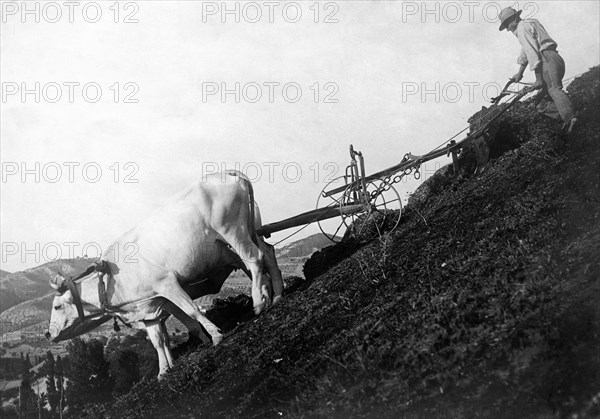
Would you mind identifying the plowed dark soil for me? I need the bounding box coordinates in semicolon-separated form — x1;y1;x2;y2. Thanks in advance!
88;66;600;419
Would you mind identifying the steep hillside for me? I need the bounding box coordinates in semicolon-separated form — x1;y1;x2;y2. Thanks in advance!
90;67;599;419
0;293;55;332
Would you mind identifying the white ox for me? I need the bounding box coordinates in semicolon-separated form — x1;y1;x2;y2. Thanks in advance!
45;171;283;378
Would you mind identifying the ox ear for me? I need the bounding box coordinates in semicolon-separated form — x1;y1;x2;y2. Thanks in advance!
49;273;66;293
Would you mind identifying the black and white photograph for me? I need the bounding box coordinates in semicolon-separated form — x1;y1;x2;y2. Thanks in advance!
1;1;599;417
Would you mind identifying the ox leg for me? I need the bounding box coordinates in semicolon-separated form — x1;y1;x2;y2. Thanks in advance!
145;319;174;380
158;276;223;346
258;239;284;304
221;233;270;315
163;299;214;346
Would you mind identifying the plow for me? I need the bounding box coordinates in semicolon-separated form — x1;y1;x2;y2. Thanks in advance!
256;80;540;243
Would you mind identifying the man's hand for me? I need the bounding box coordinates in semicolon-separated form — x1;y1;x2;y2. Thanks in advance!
511;72;524;82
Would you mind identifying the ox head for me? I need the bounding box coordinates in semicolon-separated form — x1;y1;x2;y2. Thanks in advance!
45;270;106;342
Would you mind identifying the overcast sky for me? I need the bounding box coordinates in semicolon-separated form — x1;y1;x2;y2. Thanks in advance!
1;0;599;272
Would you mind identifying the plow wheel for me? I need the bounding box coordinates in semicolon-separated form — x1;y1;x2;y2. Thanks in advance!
316;177;402;243
341;178;402;242
316;176;354;243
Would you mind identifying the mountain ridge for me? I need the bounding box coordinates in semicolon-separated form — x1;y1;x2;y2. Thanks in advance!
0;258;98;325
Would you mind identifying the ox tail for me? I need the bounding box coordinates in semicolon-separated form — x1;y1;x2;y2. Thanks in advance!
223;170;259;246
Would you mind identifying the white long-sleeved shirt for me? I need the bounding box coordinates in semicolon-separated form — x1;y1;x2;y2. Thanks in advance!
513;19;558;71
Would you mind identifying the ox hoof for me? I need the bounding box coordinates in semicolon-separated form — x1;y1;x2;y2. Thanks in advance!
212;332;223;346
273;295;283;305
254;302;266;315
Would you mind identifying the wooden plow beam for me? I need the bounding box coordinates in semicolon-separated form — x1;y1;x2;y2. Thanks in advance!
256;204;365;238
